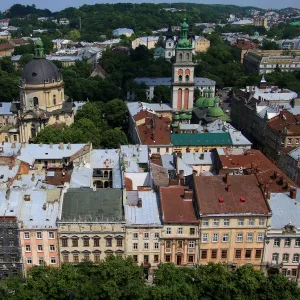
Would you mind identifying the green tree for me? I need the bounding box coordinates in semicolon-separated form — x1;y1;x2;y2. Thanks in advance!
18;54;34;69
104;99;127;128
101;128;128;148
68;29;81;41
152;85;171;103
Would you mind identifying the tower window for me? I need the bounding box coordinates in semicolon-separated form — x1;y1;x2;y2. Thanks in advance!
186;53;189;60
179;75;182;82
53;95;56;105
169;43;171;47
185;75;189;82
33;97;39;107
179;53;182;60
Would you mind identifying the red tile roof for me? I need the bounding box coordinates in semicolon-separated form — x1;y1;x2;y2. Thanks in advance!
0;43;14;51
194;174;271;216
159;186;198;224
11;39;29;45
134;111;171;145
216;148;298;192
267;111;300;135
235;39;259;50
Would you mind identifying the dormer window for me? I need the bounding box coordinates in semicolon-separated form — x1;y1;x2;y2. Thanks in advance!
32;72;37;77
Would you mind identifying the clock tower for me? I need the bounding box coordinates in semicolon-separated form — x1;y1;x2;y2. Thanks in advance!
171;18;195;111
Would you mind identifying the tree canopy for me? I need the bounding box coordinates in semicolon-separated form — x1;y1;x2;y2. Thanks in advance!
0;258;299;300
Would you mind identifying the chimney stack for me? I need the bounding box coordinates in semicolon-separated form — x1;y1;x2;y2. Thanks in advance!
266;188;271;200
59;142;64;150
137;198;142;208
24;194;31;201
226;184;232;193
290;188;297;200
50;143;53;149
42;203;46;210
274;170;279;179
183;189;193;200
21;142;26;148
179;170;184;179
11;142;16;149
225;173;230;184
67;143;71;150
177;152;182;159
39;143;43;147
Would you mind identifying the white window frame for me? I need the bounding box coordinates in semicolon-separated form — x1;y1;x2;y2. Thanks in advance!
37;245;43;252
202;220;209;227
223;219;230;226
27;257;32;264
50;257;56;264
247;233;253;242
48;232;54;239
257;233;264;242
236;233;243;242
274;238;280;247
189;241;195;248
25;245;31;252
238;219;244;226
144;242;149;250
133;243;138;250
178;228;183;235
133;233;138;239
166;228;171;235
213;219;219;227
293;254;299;263
212;233;218;243
202;233;209;242
259;219;265;226
154;242;159;249
144;233;149;240
36;232;42;239
248;218;255;226
222;233;229;242
24;232;30;239
50;245;55;252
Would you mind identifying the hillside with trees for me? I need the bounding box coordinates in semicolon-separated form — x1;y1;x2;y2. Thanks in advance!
0;257;299;300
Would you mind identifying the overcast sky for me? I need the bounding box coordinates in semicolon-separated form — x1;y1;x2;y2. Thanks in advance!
1;0;300;12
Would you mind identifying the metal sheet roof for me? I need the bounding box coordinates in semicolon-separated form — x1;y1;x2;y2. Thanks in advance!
171;133;232;146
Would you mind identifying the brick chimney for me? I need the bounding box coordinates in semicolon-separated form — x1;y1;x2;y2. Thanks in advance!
290;188;297;200
225;173;230;184
59;142;64;150
266;187;271;200
226;184;232;193
179;170;184;179
177;152;182;159
273;170;279;179
183;189;193;200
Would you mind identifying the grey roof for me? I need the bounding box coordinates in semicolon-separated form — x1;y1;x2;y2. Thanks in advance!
120;145;149;172
134;77;216;87
177;158;193;176
288;147;300;161
181;152;214;166
0;189;22;217
70;166;93;188
0;165;19;185
0;103;13;115
91;149;120;169
11;173;57;189
126;102;172;118
125;190;161;226
61;188;124;222
0;143;21;156
179;123;203;131
269;191;300;229
21;58;61;84
18;189;59;229
17;144;87;165
73;101;87;115
46;55;82;62
161;154;175;171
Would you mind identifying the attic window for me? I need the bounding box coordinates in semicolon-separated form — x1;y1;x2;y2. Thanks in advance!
32;72;37;77
0;175;3;179
45;153;48;155
29;218;33;221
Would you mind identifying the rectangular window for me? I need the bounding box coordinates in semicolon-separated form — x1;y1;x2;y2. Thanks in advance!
255;249;262;259
245;249;252;259
27;257;32;264
73;254;79;263
189;241;195;248
36;232;42;239
247;233;253;242
166;241;171;248
285;239;291;247
155;233;160;239
190;228;195;235
235;249;241;259
238;219;244;226
133;233;138;239
274;238;280;247
295;239;300;247
213;219;219;227
201;250;207;259
177;228;183;235
154;255;159;263
133;243;138;250
272;253;278;263
292;269;297;277
166;228;171;235
11;256;16;263
144;233;149;239
221;249;227;259
49;232;54;239
293;254;299;263
24;232;30;239
212;233;218;242
202;233;209;242
259;219;265;226
37;245;43;252
154;242;159;249
133;255;138;262
94;238;100;247
222;233;229;242
236;233;243;242
202;219;209;226
72;239;78;247
50;245;55;252
257;233;264;242
83;239;89;247
144;243;149;250
211;249;218;259
117;239;123;247
188;255;194;263
94;254;100;263
83;254;90;261
282;268;287;276
248;218;255;226
165;255;171;262
63;254;69;262
223;219;230;226
9;240;14;247
106;239;112;247
25;245;31;252
8;229;13;235
283;253;289;263
38;257;44;265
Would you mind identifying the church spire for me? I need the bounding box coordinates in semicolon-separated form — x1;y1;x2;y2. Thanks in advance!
176;18;192;49
34;40;44;59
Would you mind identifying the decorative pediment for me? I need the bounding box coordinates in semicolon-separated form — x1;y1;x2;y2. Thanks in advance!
104;235;113;239
115;235;124;240
282;223;297;234
104;250;114;254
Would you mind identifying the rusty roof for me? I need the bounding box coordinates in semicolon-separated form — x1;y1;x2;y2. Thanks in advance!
134;111;171;145
216;148;298;192
194;174;271;216
267;110;300;135
151;163;169;187
235;39;259;50
159;186;198;224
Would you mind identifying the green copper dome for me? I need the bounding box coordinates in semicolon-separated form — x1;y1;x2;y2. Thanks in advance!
173;114;180;120
203;88;210;93
177;17;192;49
214;97;220;104
181;18;189;29
203;98;215;108
187;114;192;120
180;113;188;119
207;107;225;118
195;97;204;108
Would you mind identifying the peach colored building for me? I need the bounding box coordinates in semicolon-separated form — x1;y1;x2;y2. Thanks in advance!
194;173;271;269
18;189;60;276
264;189;300;281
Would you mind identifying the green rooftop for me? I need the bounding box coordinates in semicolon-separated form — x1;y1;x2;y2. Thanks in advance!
171;133;232;146
61;188;124;222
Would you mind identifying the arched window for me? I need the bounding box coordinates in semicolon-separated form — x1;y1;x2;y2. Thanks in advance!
179;75;182;82
61;91;63;100
179;53;182;60
185;75;189;82
33;97;39;107
53;95;56;105
168;52;171;57
186;53;189;60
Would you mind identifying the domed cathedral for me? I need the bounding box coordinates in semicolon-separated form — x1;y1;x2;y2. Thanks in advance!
171;18;195;112
14;40;74;142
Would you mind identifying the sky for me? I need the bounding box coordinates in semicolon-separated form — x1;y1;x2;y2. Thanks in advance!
0;0;300;12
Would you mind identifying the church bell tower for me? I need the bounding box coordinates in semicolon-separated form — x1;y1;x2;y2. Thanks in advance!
171;18;195;111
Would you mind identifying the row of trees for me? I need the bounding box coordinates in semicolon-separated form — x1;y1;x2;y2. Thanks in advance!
35;100;128;148
0;257;299;299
